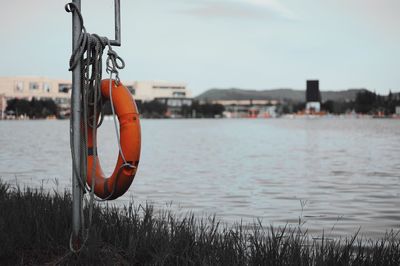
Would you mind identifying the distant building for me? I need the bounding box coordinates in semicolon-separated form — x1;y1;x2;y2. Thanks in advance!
203;99;278;106
155;97;193;117
199;99;279;118
396;106;400;116
0;76;72;118
130;81;193;117
131;81;191;102
305;80;321;113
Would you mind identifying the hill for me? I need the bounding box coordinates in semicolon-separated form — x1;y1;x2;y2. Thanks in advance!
196;88;366;102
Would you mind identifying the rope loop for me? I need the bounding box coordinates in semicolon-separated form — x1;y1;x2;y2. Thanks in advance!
107;49;125;69
105;45;125;85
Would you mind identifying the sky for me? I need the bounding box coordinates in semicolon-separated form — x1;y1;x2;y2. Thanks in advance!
0;0;399;96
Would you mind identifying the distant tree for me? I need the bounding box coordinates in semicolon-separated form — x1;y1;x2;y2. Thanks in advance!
355;91;376;113
281;105;291;114
191;101;224;118
322;100;334;113
292;102;305;113
353;90;400;115
6;98;58;118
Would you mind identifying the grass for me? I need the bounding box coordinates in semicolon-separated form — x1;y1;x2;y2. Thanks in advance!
0;180;400;265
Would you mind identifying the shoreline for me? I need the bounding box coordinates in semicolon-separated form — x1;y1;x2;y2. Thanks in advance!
1;114;400;121
1;180;399;265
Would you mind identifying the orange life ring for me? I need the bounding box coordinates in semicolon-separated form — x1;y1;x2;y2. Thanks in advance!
86;79;141;200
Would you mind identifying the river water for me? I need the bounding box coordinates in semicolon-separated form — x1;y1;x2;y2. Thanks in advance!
0;118;399;238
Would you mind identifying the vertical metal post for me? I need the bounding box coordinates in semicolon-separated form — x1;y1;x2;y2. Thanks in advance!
71;0;83;247
114;0;121;46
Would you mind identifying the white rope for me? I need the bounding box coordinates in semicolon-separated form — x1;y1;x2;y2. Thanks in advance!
93;53;136;202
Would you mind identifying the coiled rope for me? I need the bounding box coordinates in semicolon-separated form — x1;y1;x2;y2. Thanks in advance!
65;2;134;253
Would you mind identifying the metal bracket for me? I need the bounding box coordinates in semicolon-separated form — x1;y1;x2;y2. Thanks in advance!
109;0;121;46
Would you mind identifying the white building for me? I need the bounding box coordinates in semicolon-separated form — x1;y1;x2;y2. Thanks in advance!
0;77;192;118
0;76;71;100
0;76;72;118
128;81;191;102
126;81;192;118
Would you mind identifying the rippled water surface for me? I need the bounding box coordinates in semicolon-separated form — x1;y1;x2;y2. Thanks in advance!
1;118;399;238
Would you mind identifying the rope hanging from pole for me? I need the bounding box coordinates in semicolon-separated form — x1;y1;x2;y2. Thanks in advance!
65;2;139;253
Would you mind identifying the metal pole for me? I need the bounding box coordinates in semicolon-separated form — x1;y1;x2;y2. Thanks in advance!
71;0;83;248
114;0;121;46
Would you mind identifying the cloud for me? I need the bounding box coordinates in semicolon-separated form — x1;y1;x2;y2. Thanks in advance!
180;0;294;21
242;0;294;18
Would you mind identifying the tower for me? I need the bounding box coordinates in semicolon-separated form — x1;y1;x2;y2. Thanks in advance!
305;80;321;113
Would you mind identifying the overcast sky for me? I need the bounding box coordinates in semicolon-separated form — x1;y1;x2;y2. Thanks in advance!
0;0;399;95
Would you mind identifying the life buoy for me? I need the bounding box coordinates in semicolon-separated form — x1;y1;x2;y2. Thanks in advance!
86;79;141;200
